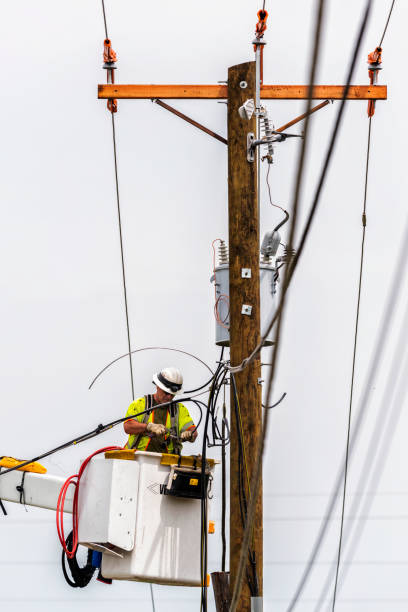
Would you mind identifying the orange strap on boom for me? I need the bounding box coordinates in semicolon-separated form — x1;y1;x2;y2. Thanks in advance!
253;9;269;84
103;38;118;113
367;46;382;118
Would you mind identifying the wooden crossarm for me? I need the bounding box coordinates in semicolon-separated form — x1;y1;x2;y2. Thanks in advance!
98;84;387;100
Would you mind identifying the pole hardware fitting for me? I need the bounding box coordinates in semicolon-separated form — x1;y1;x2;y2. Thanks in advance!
240;81;248;89
241;268;252;278
247;130;303;163
241;304;253;316
257;378;264;385
252;38;267;47
247;133;256;162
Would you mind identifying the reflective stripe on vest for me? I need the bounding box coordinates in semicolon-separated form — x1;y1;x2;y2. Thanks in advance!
129;395;180;451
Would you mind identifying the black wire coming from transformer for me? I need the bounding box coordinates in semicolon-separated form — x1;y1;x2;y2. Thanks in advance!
199;356;232;612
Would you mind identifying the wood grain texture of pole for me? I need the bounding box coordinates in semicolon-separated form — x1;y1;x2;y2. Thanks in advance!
228;61;263;612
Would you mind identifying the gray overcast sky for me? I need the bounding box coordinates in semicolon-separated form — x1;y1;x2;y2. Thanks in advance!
1;1;408;611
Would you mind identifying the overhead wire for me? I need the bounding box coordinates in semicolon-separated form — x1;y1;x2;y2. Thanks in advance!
229;0;374;376
229;0;327;607
89;345;214;390
314;291;408;611
101;0;135;401
0;396;198;477
231;0;377;606
330;3;396;607
101;5;151;604
285;201;408;610
330;115;372;612
379;0;396;46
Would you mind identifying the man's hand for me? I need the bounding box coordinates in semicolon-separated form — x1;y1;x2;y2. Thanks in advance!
181;429;196;442
146;423;166;437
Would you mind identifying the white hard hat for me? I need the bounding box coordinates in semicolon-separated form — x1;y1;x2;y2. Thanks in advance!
153;367;183;395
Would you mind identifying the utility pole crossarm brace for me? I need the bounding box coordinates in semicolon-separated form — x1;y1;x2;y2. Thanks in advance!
98;84;387;100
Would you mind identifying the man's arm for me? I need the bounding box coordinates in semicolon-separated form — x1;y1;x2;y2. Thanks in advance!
123;419;148;436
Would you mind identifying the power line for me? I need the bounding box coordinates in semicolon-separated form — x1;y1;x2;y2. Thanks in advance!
101;2;151;607
230;0;327;607
314;300;408;611
110;113;135;400
285;213;408;612
331;116;372;612
101;0;108;39
233;0;376;608
89;345;213;390
379;0;396;46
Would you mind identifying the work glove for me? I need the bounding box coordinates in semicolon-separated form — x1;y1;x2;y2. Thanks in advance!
146;422;166;437
180;429;195;442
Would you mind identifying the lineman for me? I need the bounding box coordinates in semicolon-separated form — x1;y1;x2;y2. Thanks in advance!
123;367;197;454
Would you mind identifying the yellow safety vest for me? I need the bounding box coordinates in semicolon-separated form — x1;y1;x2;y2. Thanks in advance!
124;395;195;453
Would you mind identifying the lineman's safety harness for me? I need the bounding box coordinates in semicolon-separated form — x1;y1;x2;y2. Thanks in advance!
129;395;183;455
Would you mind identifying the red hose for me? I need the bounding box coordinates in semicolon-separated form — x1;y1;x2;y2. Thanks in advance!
56;446;121;559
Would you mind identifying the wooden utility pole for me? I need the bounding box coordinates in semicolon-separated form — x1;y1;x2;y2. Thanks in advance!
98;57;386;612
227;61;263;612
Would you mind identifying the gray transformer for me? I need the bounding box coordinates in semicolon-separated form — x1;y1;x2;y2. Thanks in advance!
210;263;276;347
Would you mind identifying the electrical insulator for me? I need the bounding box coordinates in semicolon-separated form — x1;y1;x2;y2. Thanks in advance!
260;107;274;163
218;240;229;265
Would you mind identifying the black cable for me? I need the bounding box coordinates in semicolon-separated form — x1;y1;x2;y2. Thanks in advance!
232;0;374;604
331;116;372;612
89;346;214;390
0;397;194;477
185;347;224;393
199;365;229;611
266;164;290;232
61;531;96;588
379;0;396;46
189;399;204;429
221;386;227;572
0;467;7;515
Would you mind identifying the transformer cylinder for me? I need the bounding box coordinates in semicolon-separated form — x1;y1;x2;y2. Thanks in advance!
211;264;276;347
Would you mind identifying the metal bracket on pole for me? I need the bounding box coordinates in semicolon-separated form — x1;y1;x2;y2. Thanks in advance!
247;133;255;162
253;40;266;117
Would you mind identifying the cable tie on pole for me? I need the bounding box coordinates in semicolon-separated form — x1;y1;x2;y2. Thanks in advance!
103;38;118;113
